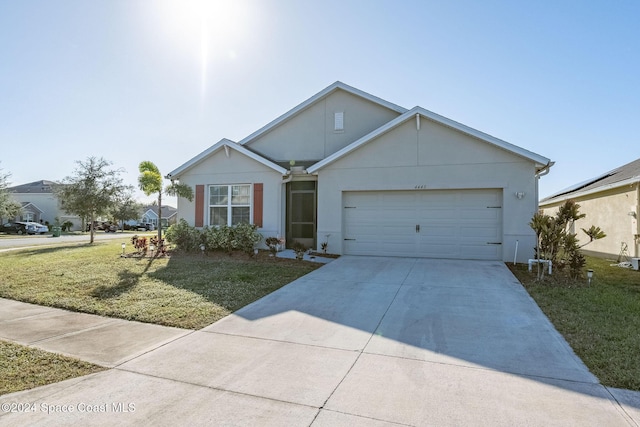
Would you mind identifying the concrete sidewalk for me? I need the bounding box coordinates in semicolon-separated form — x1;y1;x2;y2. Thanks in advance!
0;298;191;367
1;257;639;426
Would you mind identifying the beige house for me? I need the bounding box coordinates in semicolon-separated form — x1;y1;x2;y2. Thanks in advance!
4;180;81;229
168;82;552;262
540;158;640;259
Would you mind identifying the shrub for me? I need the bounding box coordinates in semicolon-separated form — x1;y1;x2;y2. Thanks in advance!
165;220;262;255
529;200;604;281
265;237;280;255
291;240;306;260
165;219;201;252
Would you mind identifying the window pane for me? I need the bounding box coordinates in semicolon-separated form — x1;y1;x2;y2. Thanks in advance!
291;181;316;191
231;185;250;205
210;207;228;226
210;186;228;205
291;223;314;239
231;207;250;225
291;193;315;222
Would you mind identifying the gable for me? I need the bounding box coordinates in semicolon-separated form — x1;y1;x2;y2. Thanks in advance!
243;87;404;163
309;108;550;173
167;139;286;180
184;147;284;178
322;117;528;172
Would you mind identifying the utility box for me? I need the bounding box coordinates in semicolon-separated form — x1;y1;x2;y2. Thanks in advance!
631;258;640;271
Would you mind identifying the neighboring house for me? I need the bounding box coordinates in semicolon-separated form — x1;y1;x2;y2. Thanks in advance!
3;180;82;230
540;158;640;259
126;205;178;228
168;81;552;262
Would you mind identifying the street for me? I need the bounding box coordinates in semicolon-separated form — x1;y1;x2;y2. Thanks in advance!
0;232;151;251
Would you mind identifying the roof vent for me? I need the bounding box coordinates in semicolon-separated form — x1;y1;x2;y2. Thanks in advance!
334;112;344;131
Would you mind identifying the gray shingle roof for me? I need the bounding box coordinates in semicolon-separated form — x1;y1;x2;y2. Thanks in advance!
143;205;177;219
8;180;58;194
542;157;640;203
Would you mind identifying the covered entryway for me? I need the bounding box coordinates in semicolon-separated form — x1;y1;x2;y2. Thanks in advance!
286;180;317;249
343;189;503;260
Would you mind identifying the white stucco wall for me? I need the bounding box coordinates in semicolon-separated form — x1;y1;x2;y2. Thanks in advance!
175;148;285;241
245;89;401;162
541;185;640;258
315;117;541;262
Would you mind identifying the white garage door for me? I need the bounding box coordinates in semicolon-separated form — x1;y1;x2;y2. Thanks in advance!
343;189;502;260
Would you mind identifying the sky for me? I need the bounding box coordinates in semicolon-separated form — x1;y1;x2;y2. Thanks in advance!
1;0;639;205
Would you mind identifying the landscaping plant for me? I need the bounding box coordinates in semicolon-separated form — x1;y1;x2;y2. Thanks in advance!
529;200;605;280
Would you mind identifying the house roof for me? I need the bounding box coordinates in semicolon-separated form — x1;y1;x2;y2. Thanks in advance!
308;107;552;173
541;157;640;205
238;81;408;147
169;82;551;180
166;139;288;179
142;205;177;219
8;180;57;194
21;202;43;213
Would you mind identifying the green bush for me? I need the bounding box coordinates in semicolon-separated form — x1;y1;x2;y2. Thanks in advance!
165;219;201;252
166;220;262;255
233;223;263;255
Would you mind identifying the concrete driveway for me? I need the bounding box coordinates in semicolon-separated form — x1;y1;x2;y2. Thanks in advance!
1;257;638;426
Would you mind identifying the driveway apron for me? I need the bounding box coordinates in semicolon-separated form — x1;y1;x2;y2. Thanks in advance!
1;257;638;426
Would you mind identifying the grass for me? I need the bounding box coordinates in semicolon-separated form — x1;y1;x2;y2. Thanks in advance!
508;256;640;391
0;240;321;329
0;340;105;395
0;240;321;396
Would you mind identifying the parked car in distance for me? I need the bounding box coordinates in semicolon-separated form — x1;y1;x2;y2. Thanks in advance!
26;222;49;235
0;222;28;234
135;223;155;231
0;222;48;235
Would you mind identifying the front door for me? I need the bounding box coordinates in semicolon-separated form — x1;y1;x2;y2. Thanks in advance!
286;181;317;249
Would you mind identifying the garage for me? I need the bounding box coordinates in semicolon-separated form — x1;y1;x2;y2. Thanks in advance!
343;189;503;260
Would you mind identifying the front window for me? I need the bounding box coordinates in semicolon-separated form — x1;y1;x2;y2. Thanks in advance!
209;184;251;226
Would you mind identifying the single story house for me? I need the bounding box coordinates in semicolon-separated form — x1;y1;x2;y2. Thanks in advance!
125;205;178;229
168;81;552;262
3;180;82;229
540;158;640;259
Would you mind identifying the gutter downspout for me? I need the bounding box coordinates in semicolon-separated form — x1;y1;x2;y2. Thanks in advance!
534;161;554;211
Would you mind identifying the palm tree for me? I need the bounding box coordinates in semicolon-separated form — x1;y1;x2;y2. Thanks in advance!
138;161;194;244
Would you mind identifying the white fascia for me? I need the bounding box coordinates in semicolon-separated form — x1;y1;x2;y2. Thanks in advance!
308;106;551;173
166;139;287;179
540;176;640;207
238;81;408;147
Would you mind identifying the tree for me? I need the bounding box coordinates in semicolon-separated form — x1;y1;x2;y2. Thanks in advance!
0;165;21;221
111;192;143;232
56;157;130;243
138;161;193;244
529;200;606;281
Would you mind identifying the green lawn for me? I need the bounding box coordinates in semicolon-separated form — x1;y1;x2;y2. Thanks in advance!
0;240;321;395
3;242;638;394
0;341;105;395
0;240;320;330
509;256;640;391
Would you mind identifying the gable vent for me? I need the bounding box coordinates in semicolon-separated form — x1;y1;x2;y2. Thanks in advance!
334;112;344;131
